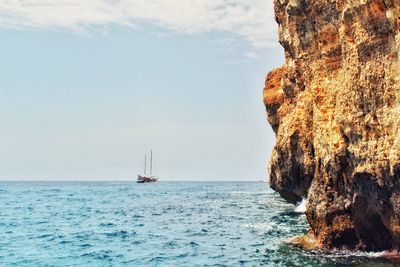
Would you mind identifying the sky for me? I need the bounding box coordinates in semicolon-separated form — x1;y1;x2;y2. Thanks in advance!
0;0;284;181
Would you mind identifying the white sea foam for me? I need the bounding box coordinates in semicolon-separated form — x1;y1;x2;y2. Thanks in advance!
322;250;388;259
242;221;294;234
242;223;275;232
294;198;307;213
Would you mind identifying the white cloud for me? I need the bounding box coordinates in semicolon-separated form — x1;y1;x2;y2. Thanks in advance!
0;0;278;48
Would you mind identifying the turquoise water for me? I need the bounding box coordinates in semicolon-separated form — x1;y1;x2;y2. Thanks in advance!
0;181;397;266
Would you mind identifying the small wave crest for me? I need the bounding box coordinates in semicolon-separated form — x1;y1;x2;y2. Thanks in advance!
294;198;307;213
323;250;390;259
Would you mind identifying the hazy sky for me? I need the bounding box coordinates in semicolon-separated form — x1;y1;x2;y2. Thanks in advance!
0;0;283;181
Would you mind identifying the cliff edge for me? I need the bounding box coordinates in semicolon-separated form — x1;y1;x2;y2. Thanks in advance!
264;0;400;251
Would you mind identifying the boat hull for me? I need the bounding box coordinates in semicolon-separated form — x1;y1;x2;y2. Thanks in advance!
137;175;158;183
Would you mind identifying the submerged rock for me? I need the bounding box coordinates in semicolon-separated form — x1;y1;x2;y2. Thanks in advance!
264;0;400;251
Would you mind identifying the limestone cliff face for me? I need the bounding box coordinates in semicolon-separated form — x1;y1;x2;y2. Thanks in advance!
264;0;400;251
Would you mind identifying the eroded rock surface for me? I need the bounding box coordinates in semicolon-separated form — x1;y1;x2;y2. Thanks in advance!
264;0;400;251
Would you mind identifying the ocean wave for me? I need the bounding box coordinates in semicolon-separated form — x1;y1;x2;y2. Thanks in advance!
294;198;307;213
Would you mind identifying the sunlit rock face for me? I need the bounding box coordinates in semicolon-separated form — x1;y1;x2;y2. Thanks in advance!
264;0;400;251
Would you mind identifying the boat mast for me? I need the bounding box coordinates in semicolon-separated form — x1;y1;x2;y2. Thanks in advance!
150;150;153;176
144;155;147;175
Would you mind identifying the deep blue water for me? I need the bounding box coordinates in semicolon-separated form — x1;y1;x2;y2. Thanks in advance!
0;181;397;266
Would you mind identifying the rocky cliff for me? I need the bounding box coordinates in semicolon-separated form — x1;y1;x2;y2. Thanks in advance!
264;0;400;251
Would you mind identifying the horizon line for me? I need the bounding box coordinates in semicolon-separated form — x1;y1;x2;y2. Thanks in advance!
0;179;267;182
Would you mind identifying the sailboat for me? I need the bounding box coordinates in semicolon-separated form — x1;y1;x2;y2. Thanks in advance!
137;150;159;183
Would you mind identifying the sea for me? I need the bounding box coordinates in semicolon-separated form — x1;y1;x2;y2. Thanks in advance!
0;181;397;266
